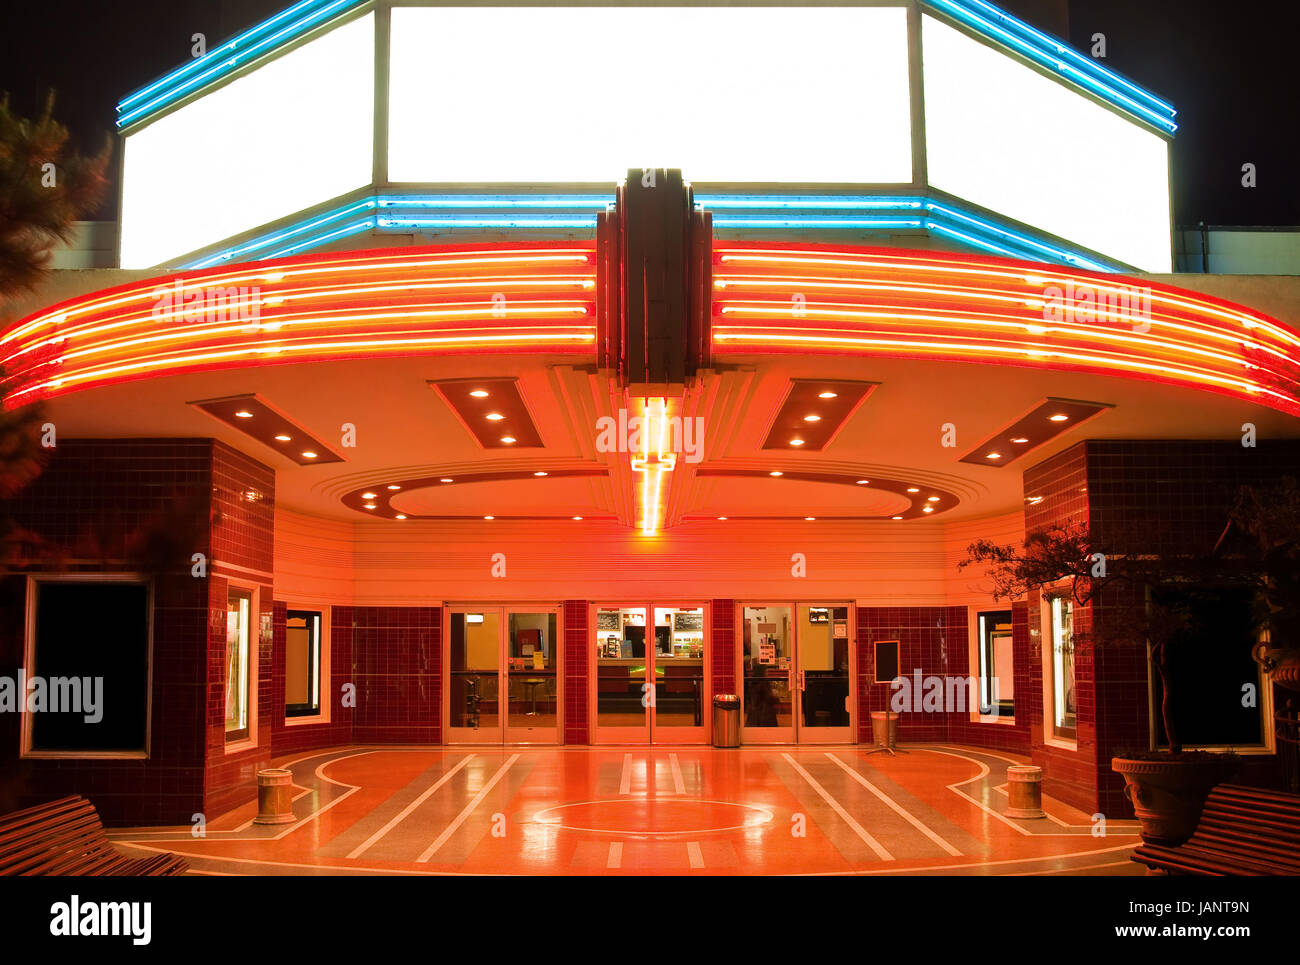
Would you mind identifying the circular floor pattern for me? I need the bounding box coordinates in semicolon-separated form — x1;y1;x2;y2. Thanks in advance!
532;798;775;836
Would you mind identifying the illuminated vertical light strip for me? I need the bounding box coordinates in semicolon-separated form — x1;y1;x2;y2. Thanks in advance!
629;397;677;536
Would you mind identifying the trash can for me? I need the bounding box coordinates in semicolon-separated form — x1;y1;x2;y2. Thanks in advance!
870;710;899;749
254;768;296;825
712;694;740;747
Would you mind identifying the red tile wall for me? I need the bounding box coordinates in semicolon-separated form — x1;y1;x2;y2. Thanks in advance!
563;600;589;744
349;606;442;743
1021;440;1300;815
202;442;277;818
710;599;736;698
0;440;213;825
947;601;1033;754
855;606;969;743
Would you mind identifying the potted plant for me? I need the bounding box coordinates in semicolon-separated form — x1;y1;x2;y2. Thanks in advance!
1228;478;1300;693
961;520;1256;845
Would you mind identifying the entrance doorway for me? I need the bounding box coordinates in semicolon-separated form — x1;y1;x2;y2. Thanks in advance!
445;605;561;743
591;603;709;744
739;603;854;743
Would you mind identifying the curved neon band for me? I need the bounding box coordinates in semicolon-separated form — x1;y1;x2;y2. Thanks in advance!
1;243;597;407
710;243;1300;416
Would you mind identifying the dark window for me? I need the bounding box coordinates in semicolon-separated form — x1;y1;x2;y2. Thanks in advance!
1152;586;1263;747
30;581;150;753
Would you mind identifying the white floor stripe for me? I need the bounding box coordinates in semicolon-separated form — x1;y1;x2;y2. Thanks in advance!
826;753;962;856
782;753;894;861
607;842;623;869
670;753;687;794
417;754;520;863
346;755;475;859
619;753;634;794
687;842;705;868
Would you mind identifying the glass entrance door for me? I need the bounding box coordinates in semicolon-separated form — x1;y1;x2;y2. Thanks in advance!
740;603;854;743
591;603;708;744
447;606;560;744
796;604;853;743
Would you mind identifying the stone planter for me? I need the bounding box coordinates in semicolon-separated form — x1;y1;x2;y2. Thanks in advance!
1112;755;1238;845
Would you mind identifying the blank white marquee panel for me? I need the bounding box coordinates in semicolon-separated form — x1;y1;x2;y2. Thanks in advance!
120;13;376;268
921;14;1171;272
387;6;914;185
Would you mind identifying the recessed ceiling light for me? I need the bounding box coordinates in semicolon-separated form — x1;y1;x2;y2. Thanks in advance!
818;391;838;399
486;412;505;421
483;515;494;520
364;503;377;510
717;516;728;521
769;471;783;477
1011;437;1029;444
923;506;934;513
803;414;821;422
892;515;903;520
906;487;920;493
927;496;940;502
986;452;1002;460
572;516;583;521
534;471;548;477
789;438;805;447
500;436;517;444
804;516;816;521
361;492;377;499
387;484;401;491
395;514;407;520
469;389;489;398
857;479;870;485
301;451;318;459
234;410;254;418
274;434;291;442
1049;414;1069;422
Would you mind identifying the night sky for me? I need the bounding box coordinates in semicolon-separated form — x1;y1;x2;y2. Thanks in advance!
0;0;1295;225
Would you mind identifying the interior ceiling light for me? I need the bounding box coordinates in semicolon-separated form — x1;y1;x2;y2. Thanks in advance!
500;436;517;444
440;477;454;483
483;515;494;520
469;389;489;397
927;496;940;501
770;470;784;476
986;452;1002;459
234;410;254;418
906;487;920;493
274;434;291;442
857;479;870;485
387;484;401;490
486;412;505;421
818;391;838;399
789;438;805;446
1049;414;1070;422
301;451;318;459
534;471;548;476
923;506;934;513
364;503;377;510
803;414;821;422
395;514;407;519
361;492;377;499
1011;437;1029;443
572;516;583;520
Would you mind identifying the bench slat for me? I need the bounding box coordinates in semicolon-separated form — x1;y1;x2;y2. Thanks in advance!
1132;784;1300;876
0;796;188;877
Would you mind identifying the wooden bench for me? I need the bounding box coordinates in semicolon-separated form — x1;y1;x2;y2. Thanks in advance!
1132;783;1300;875
0;796;188;876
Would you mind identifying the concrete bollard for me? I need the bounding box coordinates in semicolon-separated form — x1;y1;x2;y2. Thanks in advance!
253;768;296;825
1005;765;1046;819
